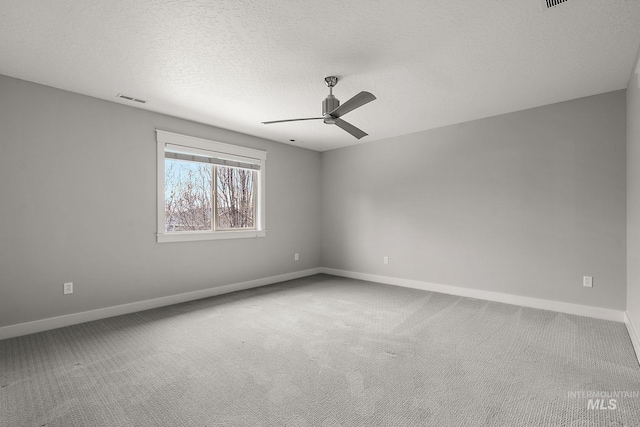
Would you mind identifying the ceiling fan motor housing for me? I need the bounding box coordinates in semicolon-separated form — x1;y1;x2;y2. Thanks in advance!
323;95;339;124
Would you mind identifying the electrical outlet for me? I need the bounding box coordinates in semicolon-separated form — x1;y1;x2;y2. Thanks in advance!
294;253;299;261
63;282;73;295
583;276;593;288
383;256;389;265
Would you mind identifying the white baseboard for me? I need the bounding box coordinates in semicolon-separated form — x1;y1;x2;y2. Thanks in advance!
0;268;321;341
1;267;629;342
320;268;625;323
624;312;640;366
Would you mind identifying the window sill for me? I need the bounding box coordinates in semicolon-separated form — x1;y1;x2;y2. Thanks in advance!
157;230;267;243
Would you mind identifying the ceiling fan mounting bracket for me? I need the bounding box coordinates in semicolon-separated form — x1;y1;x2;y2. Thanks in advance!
324;76;338;88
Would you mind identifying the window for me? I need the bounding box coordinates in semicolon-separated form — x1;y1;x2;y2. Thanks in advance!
156;130;266;242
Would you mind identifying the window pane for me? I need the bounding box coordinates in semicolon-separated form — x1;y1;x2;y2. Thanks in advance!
165;159;213;232
216;166;255;229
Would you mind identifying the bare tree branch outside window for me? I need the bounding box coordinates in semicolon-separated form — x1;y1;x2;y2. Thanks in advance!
216;166;255;229
165;159;212;231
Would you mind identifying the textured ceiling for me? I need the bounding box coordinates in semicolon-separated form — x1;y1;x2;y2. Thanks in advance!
1;1;640;151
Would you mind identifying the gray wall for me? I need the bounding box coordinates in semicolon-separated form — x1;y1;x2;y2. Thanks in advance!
628;48;640;329
0;75;322;328
321;91;627;310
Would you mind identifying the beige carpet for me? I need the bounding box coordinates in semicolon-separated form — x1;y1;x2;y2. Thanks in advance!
1;274;639;426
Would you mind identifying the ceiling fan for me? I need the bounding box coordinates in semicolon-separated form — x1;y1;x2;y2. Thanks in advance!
261;76;376;139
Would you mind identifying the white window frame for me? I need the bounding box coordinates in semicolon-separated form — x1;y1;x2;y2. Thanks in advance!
156;130;266;243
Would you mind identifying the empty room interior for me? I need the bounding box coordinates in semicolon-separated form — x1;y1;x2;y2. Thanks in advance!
2;1;640;426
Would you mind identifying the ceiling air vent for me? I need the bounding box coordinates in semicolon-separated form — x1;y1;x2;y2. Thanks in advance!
117;93;147;104
541;0;570;8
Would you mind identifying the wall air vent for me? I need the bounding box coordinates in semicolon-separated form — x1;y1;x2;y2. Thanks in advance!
541;0;570;8
117;93;147;104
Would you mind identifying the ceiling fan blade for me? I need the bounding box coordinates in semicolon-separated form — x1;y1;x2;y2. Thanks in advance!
262;117;323;124
329;91;376;118
334;118;368;139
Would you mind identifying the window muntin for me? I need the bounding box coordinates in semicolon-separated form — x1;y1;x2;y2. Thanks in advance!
156;130;266;242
